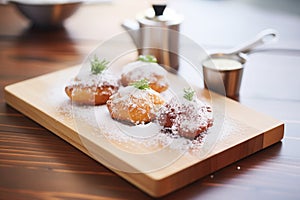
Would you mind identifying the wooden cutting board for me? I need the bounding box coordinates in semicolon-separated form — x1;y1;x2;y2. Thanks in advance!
4;66;284;197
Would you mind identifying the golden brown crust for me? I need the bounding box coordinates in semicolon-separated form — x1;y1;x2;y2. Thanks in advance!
121;73;168;93
65;85;118;105
120;61;169;93
106;87;164;124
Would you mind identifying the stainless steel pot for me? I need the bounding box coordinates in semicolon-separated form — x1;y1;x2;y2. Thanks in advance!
122;4;184;72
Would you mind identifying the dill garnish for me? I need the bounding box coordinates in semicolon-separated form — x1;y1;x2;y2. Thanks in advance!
130;79;150;90
183;88;195;101
91;56;109;75
138;55;157;63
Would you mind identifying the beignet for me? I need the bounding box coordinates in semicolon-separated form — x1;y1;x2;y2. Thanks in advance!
121;55;169;93
107;80;165;125
157;88;213;139
65;56;119;105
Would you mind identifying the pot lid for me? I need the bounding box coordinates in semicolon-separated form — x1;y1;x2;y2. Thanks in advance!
136;4;184;26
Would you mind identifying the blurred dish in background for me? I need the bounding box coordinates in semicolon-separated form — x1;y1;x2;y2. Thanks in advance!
8;0;83;28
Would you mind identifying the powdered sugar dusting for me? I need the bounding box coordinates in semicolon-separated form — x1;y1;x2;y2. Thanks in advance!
122;61;166;75
107;86;164;125
54;63;214;155
69;70;119;88
56;96;211;154
121;61;168;88
158;96;213;139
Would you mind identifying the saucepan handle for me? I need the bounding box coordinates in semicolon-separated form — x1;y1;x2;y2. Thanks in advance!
227;29;279;55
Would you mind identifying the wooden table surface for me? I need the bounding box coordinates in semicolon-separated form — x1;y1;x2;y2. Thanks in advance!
0;0;300;199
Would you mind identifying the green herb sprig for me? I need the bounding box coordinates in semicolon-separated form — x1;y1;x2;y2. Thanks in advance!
90;56;109;75
130;79;150;90
183;88;195;101
138;55;157;63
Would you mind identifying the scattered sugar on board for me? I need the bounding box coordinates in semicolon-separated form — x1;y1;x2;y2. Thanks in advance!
57;100;208;152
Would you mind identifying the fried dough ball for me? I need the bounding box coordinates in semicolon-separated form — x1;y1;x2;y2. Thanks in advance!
106;86;165;125
65;73;119;105
121;61;169;93
157;96;213;139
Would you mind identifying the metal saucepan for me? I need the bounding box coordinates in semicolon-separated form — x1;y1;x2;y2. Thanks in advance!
203;29;279;100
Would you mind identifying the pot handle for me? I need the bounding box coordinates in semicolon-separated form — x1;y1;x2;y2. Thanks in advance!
122;19;140;48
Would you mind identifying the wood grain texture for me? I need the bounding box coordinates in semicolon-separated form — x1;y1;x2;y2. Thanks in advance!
4;66;284;197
